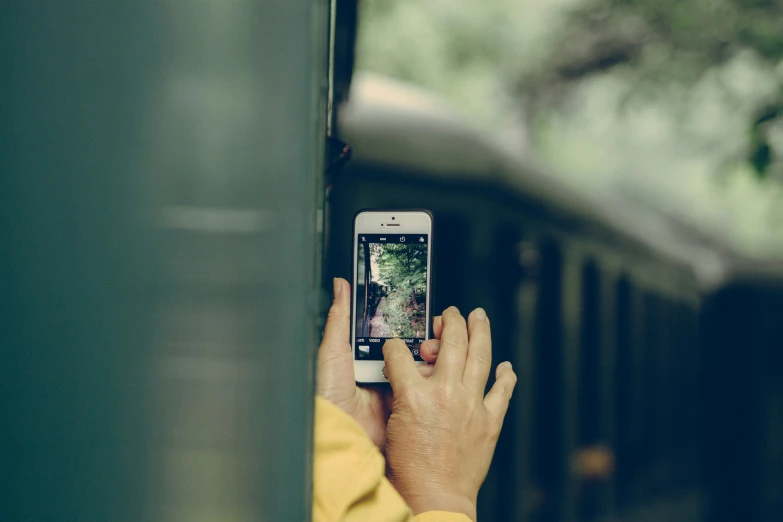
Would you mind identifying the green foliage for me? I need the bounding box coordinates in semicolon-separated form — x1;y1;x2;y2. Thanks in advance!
371;243;427;338
355;0;783;257
523;0;783;178
749;101;783;177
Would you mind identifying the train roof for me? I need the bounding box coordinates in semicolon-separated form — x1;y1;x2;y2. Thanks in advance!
339;73;733;287
720;259;783;290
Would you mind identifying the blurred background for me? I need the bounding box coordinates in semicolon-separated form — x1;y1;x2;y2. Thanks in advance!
325;1;783;522
354;0;783;258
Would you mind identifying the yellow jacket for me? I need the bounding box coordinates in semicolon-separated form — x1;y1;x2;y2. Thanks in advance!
313;397;472;522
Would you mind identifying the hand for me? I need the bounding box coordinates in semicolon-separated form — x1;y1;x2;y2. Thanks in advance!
317;278;442;450
382;307;517;521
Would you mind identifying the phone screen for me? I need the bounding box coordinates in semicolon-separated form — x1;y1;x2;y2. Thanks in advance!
354;233;429;361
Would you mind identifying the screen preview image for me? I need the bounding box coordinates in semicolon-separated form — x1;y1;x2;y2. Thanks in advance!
354;234;429;361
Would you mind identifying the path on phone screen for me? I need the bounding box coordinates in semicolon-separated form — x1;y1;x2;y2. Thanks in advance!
370;297;393;337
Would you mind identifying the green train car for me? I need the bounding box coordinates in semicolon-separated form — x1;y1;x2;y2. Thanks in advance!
326;73;721;522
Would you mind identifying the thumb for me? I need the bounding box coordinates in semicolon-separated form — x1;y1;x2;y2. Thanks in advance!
319;278;351;359
382;339;420;391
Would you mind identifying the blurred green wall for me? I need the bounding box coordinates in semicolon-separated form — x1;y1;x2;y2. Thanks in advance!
2;2;328;520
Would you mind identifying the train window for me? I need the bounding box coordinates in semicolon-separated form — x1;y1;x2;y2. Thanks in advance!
431;214;471;314
640;293;656;498
492;224;526;370
659;299;675;495
532;239;564;522
477;223;526;522
672;301;694;489
624;283;648;507
614;276;632;507
578;260;601;447
641;292;666;498
577;260;602;520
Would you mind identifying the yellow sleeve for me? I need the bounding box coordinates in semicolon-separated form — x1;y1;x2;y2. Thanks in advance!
312;397;472;522
413;513;473;522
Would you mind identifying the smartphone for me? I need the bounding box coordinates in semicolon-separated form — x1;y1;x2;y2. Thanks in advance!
352;210;433;383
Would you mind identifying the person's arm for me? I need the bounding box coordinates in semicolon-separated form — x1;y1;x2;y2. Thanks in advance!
313;396;471;522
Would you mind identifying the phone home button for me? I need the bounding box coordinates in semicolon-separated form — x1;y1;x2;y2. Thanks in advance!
381;366;388;380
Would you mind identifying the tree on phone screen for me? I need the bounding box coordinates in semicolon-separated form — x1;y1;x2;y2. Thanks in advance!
371;243;427;338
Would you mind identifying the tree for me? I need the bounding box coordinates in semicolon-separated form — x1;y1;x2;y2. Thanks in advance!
362;240;371;336
519;0;783;179
354;0;783;256
372;243;427;338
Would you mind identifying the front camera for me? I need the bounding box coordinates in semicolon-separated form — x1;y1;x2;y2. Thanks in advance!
391;216;395;220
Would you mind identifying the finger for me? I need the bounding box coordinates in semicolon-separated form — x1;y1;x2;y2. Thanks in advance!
484;362;517;425
417;363;435;379
382;339;421;391
432;315;443;339
419;339;440;363
433;306;468;380
463;308;492;392
318;278;351;361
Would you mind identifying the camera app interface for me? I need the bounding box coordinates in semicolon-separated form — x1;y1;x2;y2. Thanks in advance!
355;234;429;361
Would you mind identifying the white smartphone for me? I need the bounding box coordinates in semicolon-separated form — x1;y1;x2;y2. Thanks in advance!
352;210;433;383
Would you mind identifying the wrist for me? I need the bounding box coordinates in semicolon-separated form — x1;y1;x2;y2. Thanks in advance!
404;492;477;522
318;384;357;411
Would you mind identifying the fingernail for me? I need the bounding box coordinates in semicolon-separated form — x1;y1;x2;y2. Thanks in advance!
473;308;487;321
501;361;512;370
427;340;440;355
333;278;342;299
